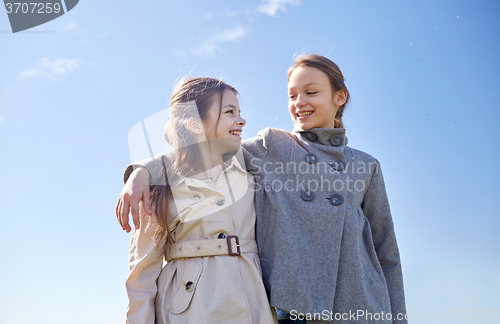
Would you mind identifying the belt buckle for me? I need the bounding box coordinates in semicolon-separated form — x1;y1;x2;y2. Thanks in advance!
226;235;241;256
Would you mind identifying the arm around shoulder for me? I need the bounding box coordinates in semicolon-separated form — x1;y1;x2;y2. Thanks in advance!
242;127;273;172
123;153;171;185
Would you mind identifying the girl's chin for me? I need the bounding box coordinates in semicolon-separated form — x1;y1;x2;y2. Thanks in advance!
295;121;315;130
295;120;335;130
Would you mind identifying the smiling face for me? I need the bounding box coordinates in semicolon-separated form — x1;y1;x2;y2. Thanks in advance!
203;89;246;154
288;65;346;130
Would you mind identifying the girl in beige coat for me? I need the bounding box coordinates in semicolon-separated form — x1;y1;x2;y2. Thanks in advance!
125;78;276;324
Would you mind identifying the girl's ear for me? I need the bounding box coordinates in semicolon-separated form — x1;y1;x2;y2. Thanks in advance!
186;117;204;135
334;89;348;107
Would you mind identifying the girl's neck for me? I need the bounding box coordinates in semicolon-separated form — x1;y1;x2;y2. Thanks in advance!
190;141;226;180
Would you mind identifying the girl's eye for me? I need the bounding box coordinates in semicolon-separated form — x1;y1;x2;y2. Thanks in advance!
289;94;296;99
307;91;317;95
225;109;234;114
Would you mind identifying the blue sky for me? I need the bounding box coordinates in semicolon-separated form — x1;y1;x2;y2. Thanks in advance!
1;0;499;323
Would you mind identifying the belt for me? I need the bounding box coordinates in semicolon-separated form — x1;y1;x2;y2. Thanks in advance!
166;235;258;262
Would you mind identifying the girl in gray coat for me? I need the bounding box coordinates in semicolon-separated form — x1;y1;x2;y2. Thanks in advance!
117;54;407;324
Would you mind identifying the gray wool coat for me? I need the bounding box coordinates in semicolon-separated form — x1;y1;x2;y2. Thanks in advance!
242;127;407;324
124;127;407;324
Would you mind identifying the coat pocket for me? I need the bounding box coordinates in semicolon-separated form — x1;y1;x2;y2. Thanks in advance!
253;254;263;278
169;259;204;315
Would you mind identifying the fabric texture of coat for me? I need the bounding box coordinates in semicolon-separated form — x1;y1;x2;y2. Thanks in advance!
125;156;275;324
125;127;407;324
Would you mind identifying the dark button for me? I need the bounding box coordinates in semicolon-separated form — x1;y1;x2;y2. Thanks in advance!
185;281;194;292
218;233;227;239
303;132;318;142
330;135;343;147
328;193;344;206
301;189;315;201
216;198;225;206
329;161;345;171
305;153;318;164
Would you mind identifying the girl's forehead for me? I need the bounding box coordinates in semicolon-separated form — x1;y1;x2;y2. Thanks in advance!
221;90;239;106
288;66;328;88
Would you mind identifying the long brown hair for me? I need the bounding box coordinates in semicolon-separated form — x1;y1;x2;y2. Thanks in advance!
150;77;238;257
287;54;350;128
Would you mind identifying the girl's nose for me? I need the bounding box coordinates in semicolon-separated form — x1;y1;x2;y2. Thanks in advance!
295;94;306;107
237;116;246;127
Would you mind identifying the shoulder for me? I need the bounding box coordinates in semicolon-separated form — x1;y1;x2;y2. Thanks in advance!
242;127;292;151
262;127;291;140
242;127;293;170
242;127;290;147
346;147;384;182
348;146;380;166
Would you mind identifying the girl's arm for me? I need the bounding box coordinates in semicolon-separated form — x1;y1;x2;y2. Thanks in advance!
361;161;408;323
123;153;170;186
241;128;272;172
117;153;170;231
117;128;272;231
125;208;165;324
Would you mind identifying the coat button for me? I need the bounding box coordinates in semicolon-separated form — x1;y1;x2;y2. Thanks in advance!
303;131;318;142
216;198;225;206
301;189;315;201
330;135;343;147
185;281;194;292
305;153;318;164
218;233;227;239
328;193;344;206
329;161;345;171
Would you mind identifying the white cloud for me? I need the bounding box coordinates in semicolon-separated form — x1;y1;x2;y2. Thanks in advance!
257;0;300;17
218;25;246;41
194;25;248;57
64;21;78;30
18;57;83;81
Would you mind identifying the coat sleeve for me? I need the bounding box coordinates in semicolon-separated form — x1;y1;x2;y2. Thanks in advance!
125;209;165;324
123;153;170;186
241;128;271;173
361;161;407;324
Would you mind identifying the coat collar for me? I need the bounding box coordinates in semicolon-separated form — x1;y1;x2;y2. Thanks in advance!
170;155;246;192
293;127;348;147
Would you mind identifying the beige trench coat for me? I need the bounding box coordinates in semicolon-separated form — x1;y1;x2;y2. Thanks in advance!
125;157;275;324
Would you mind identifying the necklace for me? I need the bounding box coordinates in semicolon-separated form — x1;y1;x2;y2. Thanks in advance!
199;176;219;182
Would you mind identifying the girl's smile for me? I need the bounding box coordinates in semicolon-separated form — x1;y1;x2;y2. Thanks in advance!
296;110;314;119
229;129;242;139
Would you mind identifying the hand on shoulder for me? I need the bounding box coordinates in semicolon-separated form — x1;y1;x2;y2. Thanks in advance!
116;167;152;232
